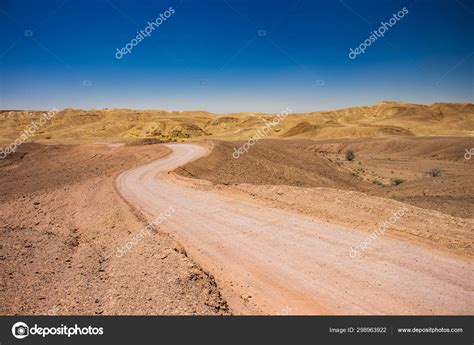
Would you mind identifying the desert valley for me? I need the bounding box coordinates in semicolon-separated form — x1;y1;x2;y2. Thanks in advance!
1;102;473;315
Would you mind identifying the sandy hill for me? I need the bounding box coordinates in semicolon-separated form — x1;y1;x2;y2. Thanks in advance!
0;102;472;144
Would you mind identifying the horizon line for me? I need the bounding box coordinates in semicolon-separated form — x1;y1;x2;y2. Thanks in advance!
1;101;473;115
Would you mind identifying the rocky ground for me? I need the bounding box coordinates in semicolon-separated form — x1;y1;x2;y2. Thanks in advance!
1;135;472;315
0;142;228;315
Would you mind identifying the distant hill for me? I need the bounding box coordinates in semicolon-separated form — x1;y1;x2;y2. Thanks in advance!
0;102;472;144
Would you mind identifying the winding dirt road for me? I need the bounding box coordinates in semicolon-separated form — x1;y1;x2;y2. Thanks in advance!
116;143;473;315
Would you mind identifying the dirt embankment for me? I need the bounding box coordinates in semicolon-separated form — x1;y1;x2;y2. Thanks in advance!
0;143;228;315
177;137;474;218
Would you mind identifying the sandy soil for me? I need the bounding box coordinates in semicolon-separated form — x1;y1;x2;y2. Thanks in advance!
0;143;228;315
117;143;474;315
177;138;474;218
207;183;473;258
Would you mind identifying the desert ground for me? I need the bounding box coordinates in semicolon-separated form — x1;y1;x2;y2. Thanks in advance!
1;102;473;315
0;142;228;315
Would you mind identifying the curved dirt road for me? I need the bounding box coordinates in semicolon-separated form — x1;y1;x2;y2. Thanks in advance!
116;143;473;315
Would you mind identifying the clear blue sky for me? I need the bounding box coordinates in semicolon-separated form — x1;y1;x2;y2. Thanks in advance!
0;0;472;113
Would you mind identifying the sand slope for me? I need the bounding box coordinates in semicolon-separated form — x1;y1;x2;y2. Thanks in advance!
1;102;472;143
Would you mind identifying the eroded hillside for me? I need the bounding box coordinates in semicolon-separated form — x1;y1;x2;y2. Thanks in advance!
1;102;472;143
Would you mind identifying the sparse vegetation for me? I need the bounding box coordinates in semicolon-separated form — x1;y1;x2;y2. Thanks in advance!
346;150;355;161
429;167;442;177
391;178;404;186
